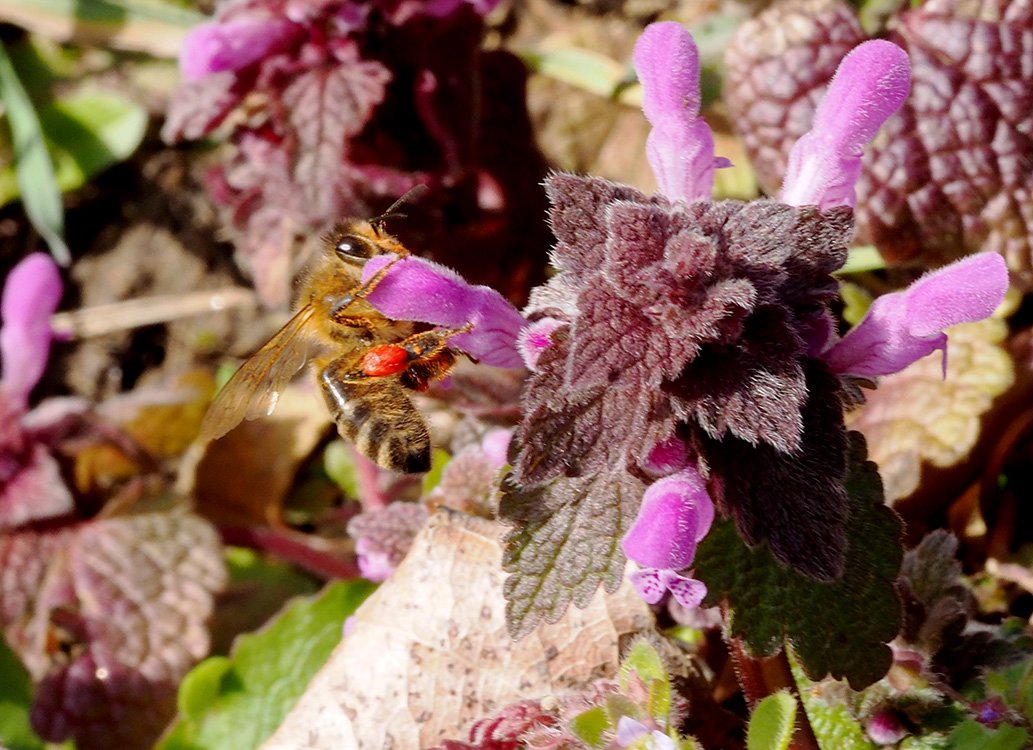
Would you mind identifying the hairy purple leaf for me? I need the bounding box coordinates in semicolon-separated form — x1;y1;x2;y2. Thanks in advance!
283;60;392;221
506;173;856;633
0;509;226;750
698;361;849;581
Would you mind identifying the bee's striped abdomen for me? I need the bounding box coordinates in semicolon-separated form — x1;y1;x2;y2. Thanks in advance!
319;368;431;474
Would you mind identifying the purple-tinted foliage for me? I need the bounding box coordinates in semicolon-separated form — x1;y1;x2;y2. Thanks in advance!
427;427;511;516
506;173;853;581
491;20;1011;634
725;0;1033;285
165;0;548;306
1;511;226;749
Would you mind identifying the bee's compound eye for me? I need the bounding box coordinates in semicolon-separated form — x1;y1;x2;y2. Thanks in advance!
334;235;374;262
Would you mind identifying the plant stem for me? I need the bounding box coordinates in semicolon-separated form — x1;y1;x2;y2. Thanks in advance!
729;639;821;750
220;525;361;579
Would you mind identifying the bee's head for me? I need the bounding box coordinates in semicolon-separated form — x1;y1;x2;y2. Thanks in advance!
324;221;382;266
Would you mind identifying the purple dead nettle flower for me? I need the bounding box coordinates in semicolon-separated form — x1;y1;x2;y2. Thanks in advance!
622;470;713;609
0;254;75;529
351;22;1007;610
619;24;1004;599
360;255;528;369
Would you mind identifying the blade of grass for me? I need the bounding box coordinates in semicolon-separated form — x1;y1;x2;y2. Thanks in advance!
0;0;205;58
0;41;69;265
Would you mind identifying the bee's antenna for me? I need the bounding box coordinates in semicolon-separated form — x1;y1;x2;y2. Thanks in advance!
370;184;429;236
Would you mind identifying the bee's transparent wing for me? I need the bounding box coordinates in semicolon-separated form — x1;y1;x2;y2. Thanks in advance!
198;305;318;441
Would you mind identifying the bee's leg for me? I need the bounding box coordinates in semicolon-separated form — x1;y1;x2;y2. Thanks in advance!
376;323;473;391
400;349;460;392
319;354;431;474
328;254;405;319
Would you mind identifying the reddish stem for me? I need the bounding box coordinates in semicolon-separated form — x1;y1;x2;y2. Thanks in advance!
729;639;820;750
220;525;361;579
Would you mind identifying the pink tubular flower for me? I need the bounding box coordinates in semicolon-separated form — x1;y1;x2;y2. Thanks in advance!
780;40;911;209
1;253;63;410
823;252;1009;378
622;468;714;609
179;17;302;81
0;253;74;528
634;22;730;202
361;255;527;369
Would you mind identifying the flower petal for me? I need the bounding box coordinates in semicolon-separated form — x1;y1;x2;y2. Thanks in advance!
179;18;301;82
1;253;62;408
661;570;708;610
634;22;723;201
622;468;715;570
781;40;910;209
517;317;563;371
361;255;527;368
823;252;1009;378
355;538;396;582
641;435;690;477
628;568;667;605
616;716;650;747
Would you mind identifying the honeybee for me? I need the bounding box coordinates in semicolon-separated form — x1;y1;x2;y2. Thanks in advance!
199;196;468;473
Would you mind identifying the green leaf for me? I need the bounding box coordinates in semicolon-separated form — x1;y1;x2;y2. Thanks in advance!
618;640;671;721
208;547;320;655
695;432;904;689
521;46;629;100
747;691;797;750
0;91;147;205
421;447;451;495
500;467;644;639
839;281;873;327
0;40;68;264
159;579;375;750
0;635;46;750
984;656;1033;724
946;721;1028;750
837;245;887;275
570;706;612;749
323;440;358;498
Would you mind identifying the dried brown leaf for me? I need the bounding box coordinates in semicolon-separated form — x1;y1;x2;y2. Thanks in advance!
261;509;651;749
190;383;331;527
